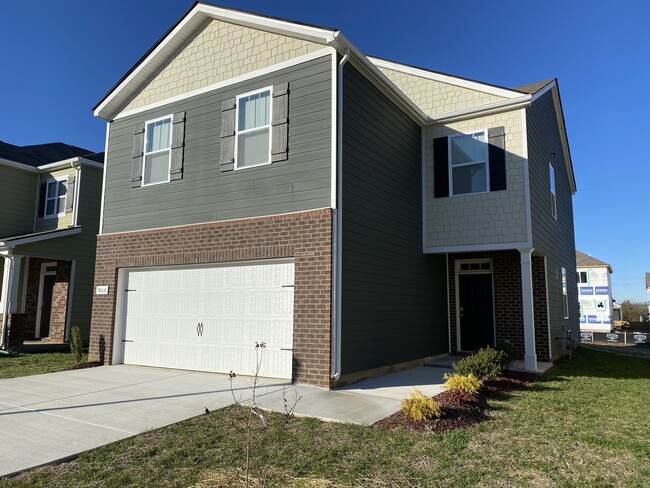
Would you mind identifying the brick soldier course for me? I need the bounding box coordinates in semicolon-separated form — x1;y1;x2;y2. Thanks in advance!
88;208;333;387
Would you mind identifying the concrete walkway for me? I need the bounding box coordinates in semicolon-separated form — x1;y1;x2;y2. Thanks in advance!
0;364;448;477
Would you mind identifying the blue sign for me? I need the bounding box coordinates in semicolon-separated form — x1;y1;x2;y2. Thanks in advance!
588;315;600;324
580;286;594;295
595;286;609;295
602;317;611;324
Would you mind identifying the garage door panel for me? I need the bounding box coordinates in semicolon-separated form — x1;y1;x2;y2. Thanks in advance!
120;260;294;379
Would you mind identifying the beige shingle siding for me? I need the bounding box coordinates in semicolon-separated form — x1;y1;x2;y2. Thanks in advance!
378;67;507;115
424;108;528;248
123;19;323;113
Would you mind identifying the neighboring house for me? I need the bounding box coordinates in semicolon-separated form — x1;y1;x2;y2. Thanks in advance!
576;250;613;332
646;272;650;316
0;142;103;348
88;2;578;387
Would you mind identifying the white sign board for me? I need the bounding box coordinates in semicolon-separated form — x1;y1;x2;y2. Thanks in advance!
95;286;109;295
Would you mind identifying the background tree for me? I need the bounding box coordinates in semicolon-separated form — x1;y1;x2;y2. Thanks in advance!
620;300;648;322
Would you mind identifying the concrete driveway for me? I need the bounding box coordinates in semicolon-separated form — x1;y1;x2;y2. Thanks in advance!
0;364;448;477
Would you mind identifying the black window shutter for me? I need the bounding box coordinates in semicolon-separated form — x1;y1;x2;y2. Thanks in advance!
65;175;76;214
219;97;236;172
169;111;186;181
488;126;506;192
433;137;449;198
37;182;47;217
131;122;145;187
271;83;289;162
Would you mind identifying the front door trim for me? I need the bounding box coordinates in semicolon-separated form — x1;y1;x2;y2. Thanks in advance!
35;261;57;338
455;258;496;352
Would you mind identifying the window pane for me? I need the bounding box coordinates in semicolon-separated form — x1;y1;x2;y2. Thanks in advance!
238;129;269;167
453;163;487;195
144;151;170;184
146;118;171;153
451;132;486;165
47;181;57;197
238;91;270;131
46;199;56;215
57;196;66;214
58;180;67;196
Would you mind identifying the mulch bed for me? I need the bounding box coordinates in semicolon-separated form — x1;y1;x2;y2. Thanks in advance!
67;361;103;370
374;370;537;434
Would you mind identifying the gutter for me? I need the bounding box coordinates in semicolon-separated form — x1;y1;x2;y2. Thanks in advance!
331;47;350;382
0;254;16;351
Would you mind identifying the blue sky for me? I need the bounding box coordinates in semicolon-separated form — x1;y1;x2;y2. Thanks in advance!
1;0;648;302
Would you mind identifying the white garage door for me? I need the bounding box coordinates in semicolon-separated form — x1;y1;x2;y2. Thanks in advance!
119;260;294;379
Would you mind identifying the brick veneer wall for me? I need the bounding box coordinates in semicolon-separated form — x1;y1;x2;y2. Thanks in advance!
88;209;333;387
448;251;550;361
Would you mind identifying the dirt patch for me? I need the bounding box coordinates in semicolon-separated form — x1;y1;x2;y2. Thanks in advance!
67;361;103;371
374;371;537;434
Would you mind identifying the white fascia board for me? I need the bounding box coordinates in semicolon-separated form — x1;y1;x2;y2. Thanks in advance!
0;158;38;173
424;241;532;254
113;48;333;121
94;4;336;120
530;79;556;101
329;32;428;125
368;57;524;99
36;157;103;172
429;95;532;125
0;227;82;249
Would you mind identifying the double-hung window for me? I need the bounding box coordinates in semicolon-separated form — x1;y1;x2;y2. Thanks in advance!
549;163;557;219
143;116;172;186
449;130;488;195
44;178;67;218
562;267;569;319
235;88;271;169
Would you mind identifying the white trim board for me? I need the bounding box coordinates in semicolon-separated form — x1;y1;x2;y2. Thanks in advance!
430;96;531;124
425;241;532;254
367;57;525;99
0;227;82;249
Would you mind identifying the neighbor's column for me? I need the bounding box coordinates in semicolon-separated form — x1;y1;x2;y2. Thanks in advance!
519;248;537;371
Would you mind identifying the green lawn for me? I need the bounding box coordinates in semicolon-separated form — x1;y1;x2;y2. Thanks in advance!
0;351;84;379
3;347;649;487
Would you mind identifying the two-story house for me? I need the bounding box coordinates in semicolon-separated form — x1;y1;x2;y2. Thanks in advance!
576;250;614;331
88;2;578;387
0;142;103;349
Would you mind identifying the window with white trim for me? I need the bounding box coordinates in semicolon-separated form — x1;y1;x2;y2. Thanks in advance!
562;267;569;319
236;88;271;169
449;130;488;195
143;115;172;186
549;163;557;219
578;271;588;284
44;178;67;217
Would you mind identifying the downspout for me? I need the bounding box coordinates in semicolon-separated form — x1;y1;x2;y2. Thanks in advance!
0;253;16;352
331;48;350;381
71;160;82;227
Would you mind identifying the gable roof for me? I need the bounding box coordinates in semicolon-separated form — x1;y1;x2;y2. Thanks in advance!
576;250;612;273
0;141;103;167
513;79;555;94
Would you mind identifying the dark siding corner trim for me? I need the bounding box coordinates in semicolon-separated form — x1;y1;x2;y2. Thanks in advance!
489;126;506;192
433;136;449;198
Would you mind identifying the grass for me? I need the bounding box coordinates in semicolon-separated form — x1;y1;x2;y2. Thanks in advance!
2;346;650;487
0;351;84;379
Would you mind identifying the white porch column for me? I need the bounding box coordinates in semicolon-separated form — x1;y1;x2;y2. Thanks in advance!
1;253;23;314
519;248;537;371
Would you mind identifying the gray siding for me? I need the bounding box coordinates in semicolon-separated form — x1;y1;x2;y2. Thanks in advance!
103;55;332;234
527;89;579;357
0;165;37;237
341;64;448;375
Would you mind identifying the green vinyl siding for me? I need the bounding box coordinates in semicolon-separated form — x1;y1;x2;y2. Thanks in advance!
0;165;38;237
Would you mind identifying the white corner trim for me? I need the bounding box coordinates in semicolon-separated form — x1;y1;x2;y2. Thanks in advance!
330;47;338;209
424;241;532;254
430;96;531;125
421;126;426;251
521;108;533;249
112;48;333;121
73;165;81;227
99;122;110;235
367;56;524;99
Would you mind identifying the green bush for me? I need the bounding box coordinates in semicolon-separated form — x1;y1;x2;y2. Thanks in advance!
495;342;517;370
443;373;481;396
452;347;506;379
400;388;441;421
70;326;84;364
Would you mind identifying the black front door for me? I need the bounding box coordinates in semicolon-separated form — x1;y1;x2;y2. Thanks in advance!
458;273;495;351
39;275;56;338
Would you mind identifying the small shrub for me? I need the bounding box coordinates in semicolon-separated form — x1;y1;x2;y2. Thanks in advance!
400;388;441;421
495;342;517;370
444;373;481;396
70;326;84;364
453;347;506;379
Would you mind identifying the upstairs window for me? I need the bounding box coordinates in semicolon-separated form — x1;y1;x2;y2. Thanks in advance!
44;178;67;218
578;271;588;284
449;130;488;195
549;163;557;219
562;267;569;319
235;88;271;169
143;116;172;186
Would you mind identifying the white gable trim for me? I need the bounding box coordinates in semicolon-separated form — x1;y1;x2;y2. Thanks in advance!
368;57;524;99
113;48;334;121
